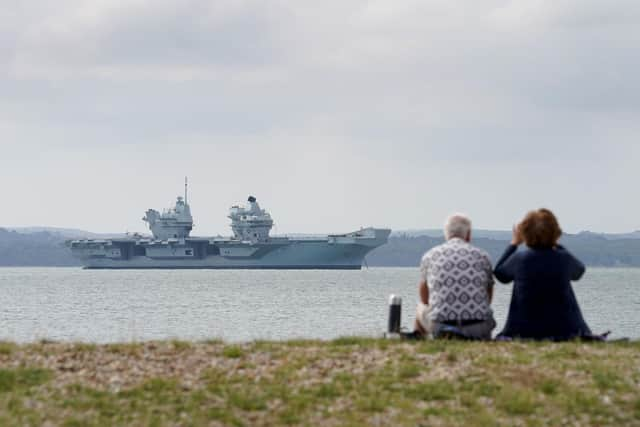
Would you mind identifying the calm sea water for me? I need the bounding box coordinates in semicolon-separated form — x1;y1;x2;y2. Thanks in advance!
0;267;637;343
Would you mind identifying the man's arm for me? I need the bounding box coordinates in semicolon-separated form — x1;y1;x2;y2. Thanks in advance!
419;279;429;305
418;252;430;305
483;253;495;304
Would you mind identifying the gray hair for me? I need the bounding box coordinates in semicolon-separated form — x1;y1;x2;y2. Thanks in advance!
444;213;472;240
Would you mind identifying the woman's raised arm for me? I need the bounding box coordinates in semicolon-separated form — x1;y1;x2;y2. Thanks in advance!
494;226;522;283
494;244;519;283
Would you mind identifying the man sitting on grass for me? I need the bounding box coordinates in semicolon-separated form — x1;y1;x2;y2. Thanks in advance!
413;214;496;339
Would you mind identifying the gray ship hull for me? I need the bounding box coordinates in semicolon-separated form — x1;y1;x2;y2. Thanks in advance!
71;228;390;270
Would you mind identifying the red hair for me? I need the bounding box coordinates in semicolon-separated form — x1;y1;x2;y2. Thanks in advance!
519;208;562;249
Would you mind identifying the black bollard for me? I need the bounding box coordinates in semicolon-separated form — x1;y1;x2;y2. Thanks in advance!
388;294;402;333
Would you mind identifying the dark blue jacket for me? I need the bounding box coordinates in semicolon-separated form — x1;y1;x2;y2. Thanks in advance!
494;244;591;340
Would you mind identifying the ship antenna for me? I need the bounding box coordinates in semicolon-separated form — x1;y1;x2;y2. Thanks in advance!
184;176;188;204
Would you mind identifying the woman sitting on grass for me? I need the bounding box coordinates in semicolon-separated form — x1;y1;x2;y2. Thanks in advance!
494;209;592;341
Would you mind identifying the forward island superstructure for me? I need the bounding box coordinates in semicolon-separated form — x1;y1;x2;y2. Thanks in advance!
70;183;390;269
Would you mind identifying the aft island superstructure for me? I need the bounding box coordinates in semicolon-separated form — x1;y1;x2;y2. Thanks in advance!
70;184;390;270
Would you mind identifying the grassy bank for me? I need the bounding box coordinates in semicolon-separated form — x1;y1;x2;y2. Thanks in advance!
0;338;638;426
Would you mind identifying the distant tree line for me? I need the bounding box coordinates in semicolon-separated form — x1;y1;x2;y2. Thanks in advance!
0;228;79;266
366;234;640;268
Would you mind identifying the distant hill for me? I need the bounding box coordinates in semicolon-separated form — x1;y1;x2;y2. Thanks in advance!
573;230;640;240
2;227;640;268
366;233;640;267
393;229;513;240
8;227;124;239
0;228;79;266
393;229;640;241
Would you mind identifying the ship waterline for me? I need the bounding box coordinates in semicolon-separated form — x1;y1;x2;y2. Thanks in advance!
70;185;391;270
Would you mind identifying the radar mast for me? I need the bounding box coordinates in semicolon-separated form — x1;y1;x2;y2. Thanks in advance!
184;176;188;204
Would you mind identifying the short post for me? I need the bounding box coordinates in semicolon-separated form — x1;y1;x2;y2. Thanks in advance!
387;294;402;334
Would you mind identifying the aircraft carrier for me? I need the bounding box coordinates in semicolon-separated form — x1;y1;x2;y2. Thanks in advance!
69;181;390;269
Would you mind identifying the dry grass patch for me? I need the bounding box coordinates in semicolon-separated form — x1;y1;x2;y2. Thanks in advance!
0;340;636;426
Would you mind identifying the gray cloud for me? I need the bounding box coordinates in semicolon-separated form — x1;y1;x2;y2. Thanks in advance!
1;1;639;234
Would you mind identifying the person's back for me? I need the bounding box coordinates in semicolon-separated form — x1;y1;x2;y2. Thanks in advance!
422;238;494;322
495;209;591;340
414;214;496;339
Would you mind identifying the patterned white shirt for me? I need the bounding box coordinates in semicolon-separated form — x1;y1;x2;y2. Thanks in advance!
420;238;494;322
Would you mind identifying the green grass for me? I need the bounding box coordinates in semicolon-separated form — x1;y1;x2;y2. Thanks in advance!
69;343;98;353
330;336;375;346
0;367;52;393
538;378;560;395
496;387;537;415
0;340;637;426
592;366;628;391
405;379;455;401
169;340;192;351
104;343;143;356
416;341;448;354
0;342;17;355
222;345;244;358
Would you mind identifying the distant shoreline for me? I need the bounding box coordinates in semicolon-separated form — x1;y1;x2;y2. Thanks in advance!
4;227;640;267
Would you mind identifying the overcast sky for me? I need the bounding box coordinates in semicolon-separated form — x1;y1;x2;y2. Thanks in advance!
2;0;639;235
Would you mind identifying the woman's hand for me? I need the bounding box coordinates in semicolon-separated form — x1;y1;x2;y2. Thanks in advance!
511;224;524;246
